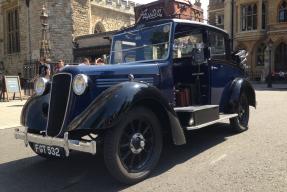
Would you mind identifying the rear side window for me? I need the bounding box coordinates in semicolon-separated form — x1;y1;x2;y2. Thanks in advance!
209;30;226;58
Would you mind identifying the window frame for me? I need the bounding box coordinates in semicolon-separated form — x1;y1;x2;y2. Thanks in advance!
279;1;287;23
241;4;258;31
5;7;20;54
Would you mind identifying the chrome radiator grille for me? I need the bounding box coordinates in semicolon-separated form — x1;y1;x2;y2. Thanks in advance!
46;73;72;137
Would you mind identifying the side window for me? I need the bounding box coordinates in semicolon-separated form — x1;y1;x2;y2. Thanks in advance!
209;30;226;59
173;28;204;59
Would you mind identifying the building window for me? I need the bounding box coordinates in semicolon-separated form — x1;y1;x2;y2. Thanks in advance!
241;4;257;31
256;43;266;66
6;8;20;54
262;3;266;29
279;1;287;22
216;14;224;25
275;43;287;71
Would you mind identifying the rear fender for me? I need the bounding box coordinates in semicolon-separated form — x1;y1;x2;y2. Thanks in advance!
67;82;186;145
220;78;256;113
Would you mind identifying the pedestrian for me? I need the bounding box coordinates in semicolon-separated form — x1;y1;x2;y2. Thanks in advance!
95;58;105;65
38;58;51;79
54;59;65;73
79;58;90;66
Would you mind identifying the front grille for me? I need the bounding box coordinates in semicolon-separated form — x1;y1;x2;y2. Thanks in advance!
96;78;154;88
46;73;72;137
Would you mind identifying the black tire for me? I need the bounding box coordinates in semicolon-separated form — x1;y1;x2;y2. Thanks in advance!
104;106;162;184
230;93;250;133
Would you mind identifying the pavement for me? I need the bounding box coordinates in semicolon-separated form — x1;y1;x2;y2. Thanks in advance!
0;84;287;191
0;100;26;130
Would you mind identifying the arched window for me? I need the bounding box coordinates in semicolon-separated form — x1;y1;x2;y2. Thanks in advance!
262;3;266;29
256;43;266;66
94;22;105;34
275;42;287;71
279;1;287;22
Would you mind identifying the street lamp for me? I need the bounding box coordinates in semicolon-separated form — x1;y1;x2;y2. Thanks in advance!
267;38;273;88
39;5;50;61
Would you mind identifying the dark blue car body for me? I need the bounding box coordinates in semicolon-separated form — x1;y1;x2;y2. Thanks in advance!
17;18;257;184
21;18;256;145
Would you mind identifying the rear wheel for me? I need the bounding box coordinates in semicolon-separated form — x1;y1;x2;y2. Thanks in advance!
104;107;162;184
230;93;250;133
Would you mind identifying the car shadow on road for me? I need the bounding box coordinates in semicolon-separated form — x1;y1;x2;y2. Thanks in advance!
0;123;236;192
7;104;24;107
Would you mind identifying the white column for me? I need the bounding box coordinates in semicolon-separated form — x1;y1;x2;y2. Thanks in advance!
224;0;232;35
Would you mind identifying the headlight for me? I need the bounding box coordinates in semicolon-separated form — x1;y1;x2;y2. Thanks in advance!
34;77;49;96
73;74;88;95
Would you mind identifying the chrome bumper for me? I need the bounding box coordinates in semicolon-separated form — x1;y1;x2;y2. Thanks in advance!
14;127;96;157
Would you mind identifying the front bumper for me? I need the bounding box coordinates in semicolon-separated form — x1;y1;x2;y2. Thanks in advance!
14;127;96;157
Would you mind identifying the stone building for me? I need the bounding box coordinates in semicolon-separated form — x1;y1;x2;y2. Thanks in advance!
209;0;287;81
208;0;225;29
0;0;135;76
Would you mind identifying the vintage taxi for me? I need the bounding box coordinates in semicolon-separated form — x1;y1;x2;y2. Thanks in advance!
15;18;256;184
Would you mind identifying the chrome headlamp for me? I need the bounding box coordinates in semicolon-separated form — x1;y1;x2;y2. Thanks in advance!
73;74;88;95
34;77;49;96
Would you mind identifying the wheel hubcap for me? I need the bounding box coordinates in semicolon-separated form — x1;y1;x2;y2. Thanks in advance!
118;119;154;171
130;133;146;154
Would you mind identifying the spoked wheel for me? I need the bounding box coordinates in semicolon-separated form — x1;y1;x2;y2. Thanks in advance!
230;93;250;133
104;107;162;184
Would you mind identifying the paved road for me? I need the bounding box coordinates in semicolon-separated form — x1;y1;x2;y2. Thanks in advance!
0;100;26;129
0;89;287;192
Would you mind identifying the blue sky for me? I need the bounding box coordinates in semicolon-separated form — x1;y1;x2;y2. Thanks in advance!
133;0;209;20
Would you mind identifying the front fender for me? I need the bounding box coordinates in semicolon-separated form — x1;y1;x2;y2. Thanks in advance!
21;94;49;132
221;78;256;113
67;82;186;145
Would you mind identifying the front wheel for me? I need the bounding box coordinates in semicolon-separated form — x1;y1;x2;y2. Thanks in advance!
230;93;250;133
104;107;162;184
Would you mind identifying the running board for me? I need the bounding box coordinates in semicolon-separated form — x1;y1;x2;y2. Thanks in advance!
186;114;238;131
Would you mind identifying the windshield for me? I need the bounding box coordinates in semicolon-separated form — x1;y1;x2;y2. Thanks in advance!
110;23;172;64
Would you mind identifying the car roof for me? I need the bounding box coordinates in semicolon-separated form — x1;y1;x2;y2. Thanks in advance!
115;18;228;36
171;19;227;34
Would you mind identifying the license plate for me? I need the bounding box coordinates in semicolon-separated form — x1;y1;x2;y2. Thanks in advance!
32;143;64;157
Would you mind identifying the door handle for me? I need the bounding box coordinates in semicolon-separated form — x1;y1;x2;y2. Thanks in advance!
211;66;218;70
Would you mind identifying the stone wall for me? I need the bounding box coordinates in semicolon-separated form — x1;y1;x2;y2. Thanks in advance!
0;0;29;75
0;0;136;75
71;0;91;37
90;5;133;32
47;0;74;63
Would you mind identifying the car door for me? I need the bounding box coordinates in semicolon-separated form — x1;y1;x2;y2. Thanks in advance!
208;29;243;105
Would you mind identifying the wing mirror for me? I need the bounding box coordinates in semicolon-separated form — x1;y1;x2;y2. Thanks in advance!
232;49;248;68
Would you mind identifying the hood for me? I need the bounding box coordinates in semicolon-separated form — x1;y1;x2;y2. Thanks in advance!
61;63;160;78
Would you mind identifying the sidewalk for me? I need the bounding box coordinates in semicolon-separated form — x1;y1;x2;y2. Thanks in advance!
251;82;287;90
0;100;26;130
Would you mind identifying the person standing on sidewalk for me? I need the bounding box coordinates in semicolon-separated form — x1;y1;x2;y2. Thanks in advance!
38;58;51;79
54;59;65;73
